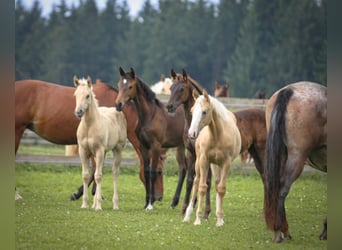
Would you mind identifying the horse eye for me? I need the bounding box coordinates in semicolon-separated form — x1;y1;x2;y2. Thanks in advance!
128;86;133;90
202;111;207;115
86;94;90;99
180;88;184;92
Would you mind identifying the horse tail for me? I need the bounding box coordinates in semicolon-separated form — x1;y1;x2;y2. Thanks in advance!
264;87;294;231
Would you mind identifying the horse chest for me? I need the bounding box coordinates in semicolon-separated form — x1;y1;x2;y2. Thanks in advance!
207;148;226;164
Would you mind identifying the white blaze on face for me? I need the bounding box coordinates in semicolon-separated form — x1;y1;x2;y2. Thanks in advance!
188;97;203;139
123;78;127;84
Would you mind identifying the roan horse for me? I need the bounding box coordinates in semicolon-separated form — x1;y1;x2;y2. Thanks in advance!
167;70;267;218
74;76;127;210
115;67;187;210
264;81;327;242
183;89;241;226
15;79;164;200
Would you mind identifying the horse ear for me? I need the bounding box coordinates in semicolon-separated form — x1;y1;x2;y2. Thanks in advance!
119;67;125;77
215;81;219;89
182;69;187;81
130;67;135;79
171;69;177;79
226;81;230;89
73;75;79;87
160;74;165;81
192;89;200;100
87;76;92;87
203;89;209;101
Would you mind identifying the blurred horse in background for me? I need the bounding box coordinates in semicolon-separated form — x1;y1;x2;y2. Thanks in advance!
151;74;173;95
214;81;230;97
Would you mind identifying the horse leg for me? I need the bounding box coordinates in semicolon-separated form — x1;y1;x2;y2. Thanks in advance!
171;145;187;209
249;146;266;219
70;157;96;200
183;161;200;223
80;152;90;209
147;145;162;211
214;161;230;227
181;149;195;215
93;151;105;211
273;155;305;242
139;146;151;210
112;147;123;210
204;167;212;219
319;218;327;240
194;160;209;225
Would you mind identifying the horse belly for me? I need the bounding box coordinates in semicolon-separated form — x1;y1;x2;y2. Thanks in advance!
306;145;327;172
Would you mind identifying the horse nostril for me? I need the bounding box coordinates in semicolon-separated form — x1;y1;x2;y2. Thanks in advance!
167;104;173;112
116;103;122;111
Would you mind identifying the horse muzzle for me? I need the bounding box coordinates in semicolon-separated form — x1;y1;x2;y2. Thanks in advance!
166;104;175;113
115;102;124;111
75;109;84;119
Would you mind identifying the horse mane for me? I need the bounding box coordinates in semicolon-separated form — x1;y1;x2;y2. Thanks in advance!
137;77;163;107
77;78;99;107
187;76;204;94
207;95;230;122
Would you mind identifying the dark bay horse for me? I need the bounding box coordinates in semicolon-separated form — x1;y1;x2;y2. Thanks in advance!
167;70;267;218
15;79;164;200
115;67;187;210
264;81;327;242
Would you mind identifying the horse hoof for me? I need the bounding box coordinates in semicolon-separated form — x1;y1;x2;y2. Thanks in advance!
70;193;78;201
145;204;153;211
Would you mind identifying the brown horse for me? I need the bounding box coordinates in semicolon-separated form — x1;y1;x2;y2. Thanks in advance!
167;70;267;217
214;81;230;97
15;79;164;200
264;81;327;242
115;67;187;210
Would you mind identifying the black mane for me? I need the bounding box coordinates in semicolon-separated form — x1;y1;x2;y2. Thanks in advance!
137;77;163;107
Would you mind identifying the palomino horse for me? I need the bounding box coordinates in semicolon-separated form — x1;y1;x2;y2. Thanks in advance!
74;76;127;210
115;67;187;210
167;69;212;218
214;81;230;97
264;81;327;242
167;70;267;218
15;79;164;200
183;89;241;226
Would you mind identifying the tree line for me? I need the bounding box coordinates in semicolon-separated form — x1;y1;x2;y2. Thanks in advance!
15;0;326;97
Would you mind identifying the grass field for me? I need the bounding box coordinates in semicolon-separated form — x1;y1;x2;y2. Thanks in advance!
15;144;327;249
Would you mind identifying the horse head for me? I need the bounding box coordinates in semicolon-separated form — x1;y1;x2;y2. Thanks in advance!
188;89;212;139
116;67;137;111
73;75;94;119
167;69;193;113
214;81;230;97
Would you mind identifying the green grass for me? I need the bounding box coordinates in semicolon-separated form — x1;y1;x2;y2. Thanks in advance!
15;161;327;249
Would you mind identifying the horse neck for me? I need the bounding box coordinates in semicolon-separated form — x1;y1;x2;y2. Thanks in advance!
82;99;100;125
133;83;157;122
183;93;195;125
208;109;224;141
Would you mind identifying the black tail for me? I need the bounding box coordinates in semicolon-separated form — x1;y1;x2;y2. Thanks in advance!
264;87;293;231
